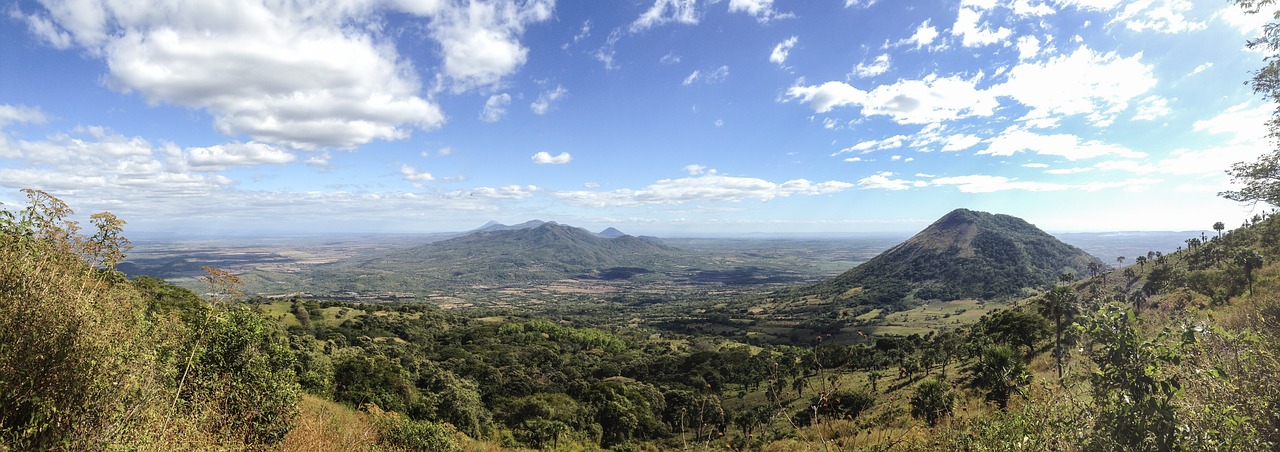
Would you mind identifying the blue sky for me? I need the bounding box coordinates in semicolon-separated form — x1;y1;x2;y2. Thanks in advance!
0;0;1275;236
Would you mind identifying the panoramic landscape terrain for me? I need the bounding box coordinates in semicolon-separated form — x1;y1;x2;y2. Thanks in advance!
6;0;1280;451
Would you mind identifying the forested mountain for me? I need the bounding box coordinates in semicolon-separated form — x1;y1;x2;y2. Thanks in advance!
325;221;677;285
798;208;1101;310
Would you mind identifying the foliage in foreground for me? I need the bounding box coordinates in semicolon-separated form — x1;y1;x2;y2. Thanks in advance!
0;191;301;449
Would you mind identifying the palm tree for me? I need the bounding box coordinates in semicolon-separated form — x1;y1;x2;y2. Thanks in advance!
972;345;1029;410
1214;221;1225;239
1135;256;1147;271
1116;256;1125;269
1042;286;1078;380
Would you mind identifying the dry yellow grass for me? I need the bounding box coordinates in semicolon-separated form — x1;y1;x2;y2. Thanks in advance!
279;395;380;452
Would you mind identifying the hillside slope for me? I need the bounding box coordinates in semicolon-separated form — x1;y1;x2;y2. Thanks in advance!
800;208;1100;310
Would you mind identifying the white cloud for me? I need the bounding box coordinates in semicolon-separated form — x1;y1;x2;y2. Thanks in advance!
1023;162;1049;168
428;0;555;91
594;29;622;70
1116;0;1206;34
995;46;1156;127
900;20;940;49
20;0;563;149
684;66;730;85
931;175;1068;193
532;151;572;164
1193;101;1270;144
1016;35;1041;60
684;164;708;175
1045;167;1093;174
187;142;296;171
770;36;799;66
978;127;1148;160
400;164;435;183
0;105;48;127
1132;95;1171;121
941;134;982;152
788;74;997;124
632;0;700;32
961;0;999;10
554;172;854;207
481;93;512;122
785;81;867;113
1011;0;1055;16
834;135;908;155
853;53;891;78
683;70;701;86
844;0;878;8
1218;4;1271;35
1055;0;1122;11
952;8;1013;47
861;75;998;124
857;172;922;190
531;85;568;115
728;0;792;23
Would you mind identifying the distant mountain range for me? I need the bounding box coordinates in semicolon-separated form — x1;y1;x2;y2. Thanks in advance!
795;208;1102;310
472;220;635;240
326;221;676;285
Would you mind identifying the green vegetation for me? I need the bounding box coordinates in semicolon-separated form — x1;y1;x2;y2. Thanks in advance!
796;208;1100;314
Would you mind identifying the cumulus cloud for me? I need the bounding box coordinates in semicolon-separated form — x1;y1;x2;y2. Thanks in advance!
1016;35;1041;60
19;0;557;149
788;74;997;124
1116;0;1206;34
952;8;1012;47
684;164;708;175
0;105;48;127
554;172;853;207
531;85;568;115
532;151;572;164
632;0;700;32
728;0;792;23
481;93;512;122
941;134;983;152
899;20;940;49
853;54;891;78
978;127;1147;160
995;46;1156;127
428;0;555;91
1193;101;1270;143
770;36;799;66
187;142;296;171
857;172;924;190
400;164;435;183
1132;95;1171;121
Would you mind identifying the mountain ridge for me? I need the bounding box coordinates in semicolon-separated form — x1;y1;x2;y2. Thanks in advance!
799;208;1102;310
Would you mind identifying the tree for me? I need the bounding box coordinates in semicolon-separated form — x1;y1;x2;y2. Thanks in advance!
982;309;1050;357
1214;221;1226;239
1041;286;1079;380
1084;304;1183;450
1221;2;1280;207
974;345;1030;412
909;379;955;427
